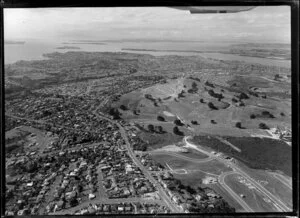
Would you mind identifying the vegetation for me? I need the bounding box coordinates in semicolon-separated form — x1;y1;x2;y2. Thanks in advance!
191;120;199;125
173;126;184;136
208;102;218;110
208;89;224;100
192;136;292;176
157;115;165;122
174;119;184;126
205;81;215;88
235;122;245;129
259;122;270;129
119;105;128;110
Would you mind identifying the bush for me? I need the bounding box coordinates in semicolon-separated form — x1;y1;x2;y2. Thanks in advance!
250;114;256;119
148;124;155;132
259;123;270;130
157;116;165;122
119;105;128;110
173;126;184;136
174;119;184;126
235;122;244;129
208;102;218;110
191;120;198;125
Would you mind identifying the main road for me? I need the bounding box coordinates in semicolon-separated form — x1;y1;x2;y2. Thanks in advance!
218;171;254;212
92;108;181;213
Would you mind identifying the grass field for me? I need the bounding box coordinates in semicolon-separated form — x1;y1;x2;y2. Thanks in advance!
192;135;292;177
224;173;280;212
151;154;231;176
177;148;209;159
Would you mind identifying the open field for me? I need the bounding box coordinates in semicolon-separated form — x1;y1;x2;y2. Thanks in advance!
176;148;209;159
192;135;292;177
151;154;231;176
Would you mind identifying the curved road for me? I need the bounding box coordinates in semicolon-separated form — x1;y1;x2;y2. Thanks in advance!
185;136;292;212
218;171;254;212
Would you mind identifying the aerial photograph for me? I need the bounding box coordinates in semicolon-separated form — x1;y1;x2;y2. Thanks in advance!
4;6;292;215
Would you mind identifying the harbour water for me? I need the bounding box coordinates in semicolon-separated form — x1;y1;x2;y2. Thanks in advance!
5;40;290;68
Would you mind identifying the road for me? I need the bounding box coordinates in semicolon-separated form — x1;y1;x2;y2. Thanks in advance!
269;172;292;190
218;171;254;212
92;108;181;213
184;136;292;212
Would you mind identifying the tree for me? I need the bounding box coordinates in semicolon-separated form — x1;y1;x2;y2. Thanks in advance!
238;92;249;100
191;120;198;125
208;102;218;110
259;123;270;130
155;126;164;133
200;99;205;103
109;108;121;119
148;124;155;132
69;198;78;207
157;116;165;122
119;105;128;110
173;126;184;136
280;112;285;116
250;114;256;119
211;120;217;124
174;119;184;126
235;122;243;129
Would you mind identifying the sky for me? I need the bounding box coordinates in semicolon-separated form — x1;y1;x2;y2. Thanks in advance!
4;6;291;43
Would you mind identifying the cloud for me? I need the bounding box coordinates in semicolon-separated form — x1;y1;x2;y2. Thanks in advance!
4;6;290;43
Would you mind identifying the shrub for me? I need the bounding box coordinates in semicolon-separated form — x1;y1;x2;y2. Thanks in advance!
157;116;165;122
235;122;244;129
191;120;198;125
259;123;270;130
174;119;184;126
173;126;184;136
119;105;128;110
208;102;218;110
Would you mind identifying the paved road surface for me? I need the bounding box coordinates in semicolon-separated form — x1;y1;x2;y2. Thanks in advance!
269;172;292;190
218;171;254;212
